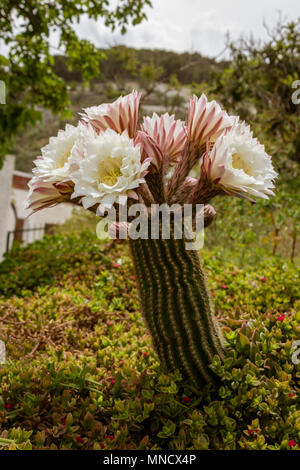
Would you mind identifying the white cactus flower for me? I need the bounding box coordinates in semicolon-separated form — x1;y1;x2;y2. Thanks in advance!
203;122;277;199
71;129;149;212
32;122;97;182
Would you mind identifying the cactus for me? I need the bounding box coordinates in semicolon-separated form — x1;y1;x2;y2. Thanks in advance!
129;229;225;388
25;90;277;390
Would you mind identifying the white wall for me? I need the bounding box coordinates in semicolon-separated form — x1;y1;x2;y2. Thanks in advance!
0;155;15;260
8;188;73;250
1;162;73;259
14;188;73;227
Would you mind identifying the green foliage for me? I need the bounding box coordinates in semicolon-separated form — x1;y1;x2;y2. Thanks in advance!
0;228;299;450
53;46;226;88
0;0;152;167
212;17;300;173
0;229;110;297
205;182;300;265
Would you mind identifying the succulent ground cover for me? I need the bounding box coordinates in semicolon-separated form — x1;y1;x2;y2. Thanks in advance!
0;226;299;450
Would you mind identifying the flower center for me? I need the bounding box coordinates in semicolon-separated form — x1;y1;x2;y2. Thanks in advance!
58;151;71;168
98;157;122;187
101;169;121;186
232;152;251;175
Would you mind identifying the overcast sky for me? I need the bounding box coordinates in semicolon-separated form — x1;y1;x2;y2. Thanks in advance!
1;0;299;59
72;0;300;58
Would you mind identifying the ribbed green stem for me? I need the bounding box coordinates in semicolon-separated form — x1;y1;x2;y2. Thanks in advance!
129;234;225;388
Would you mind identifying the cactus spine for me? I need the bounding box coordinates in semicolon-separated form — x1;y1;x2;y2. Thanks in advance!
129;233;225;388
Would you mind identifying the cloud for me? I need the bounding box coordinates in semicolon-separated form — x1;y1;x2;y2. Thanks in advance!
69;0;300;57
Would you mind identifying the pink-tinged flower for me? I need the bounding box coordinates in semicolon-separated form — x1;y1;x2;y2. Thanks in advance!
135;130;164;170
141;113;186;162
288;440;297;448
276;314;286;322
202;122;277;200
130;275;135;280
260;277;267;282
107;221;130;240
221;284;228;289
24;178;73;213
142;352;149;357
81;90;141;138
289;393;294;398
187;93;235;146
203;203;217;228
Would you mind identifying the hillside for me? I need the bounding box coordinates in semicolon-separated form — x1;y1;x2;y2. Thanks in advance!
12;46;226;173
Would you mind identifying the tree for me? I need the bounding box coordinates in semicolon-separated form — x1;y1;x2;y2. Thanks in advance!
0;0;152;167
212;17;300;171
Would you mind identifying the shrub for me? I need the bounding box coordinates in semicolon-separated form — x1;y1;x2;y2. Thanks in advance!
0;230;299;450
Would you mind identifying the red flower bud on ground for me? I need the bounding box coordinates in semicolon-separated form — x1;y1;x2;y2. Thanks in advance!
142;352;149;357
5;403;13;410
260;276;267;282
99;443;105;449
183;396;191;404
247;429;254;436
106;435;114;440
276;314;286;322
221;284;228;289
289;393;294;398
76;437;84;444
113;263;121;268
288;440;296;447
130;275;135;280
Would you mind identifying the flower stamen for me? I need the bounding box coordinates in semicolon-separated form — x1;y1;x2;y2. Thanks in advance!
231;152;251;175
